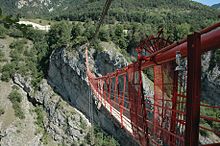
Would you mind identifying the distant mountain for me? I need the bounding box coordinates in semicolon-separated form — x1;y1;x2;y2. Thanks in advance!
212;3;220;9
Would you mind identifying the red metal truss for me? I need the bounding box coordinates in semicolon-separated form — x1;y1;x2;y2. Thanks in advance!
86;22;220;146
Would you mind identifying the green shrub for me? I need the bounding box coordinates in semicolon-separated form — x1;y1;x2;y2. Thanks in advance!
1;71;11;82
72;36;88;46
79;116;87;129
9;28;23;38
1;63;16;82
85;126;119;146
8;90;22;103
10;49;23;62
48;21;71;49
9;39;27;62
92;40;103;52
17;64;29;76
42;132;49;145
0;25;7;38
83;25;95;40
71;23;84;40
25;28;46;42
99;27;110;42
4;37;47;88
8;90;25;119
12;85;20;90
9;39;26;50
34;106;44;129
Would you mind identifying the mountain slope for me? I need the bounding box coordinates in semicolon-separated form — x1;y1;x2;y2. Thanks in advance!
0;0;218;29
212;3;220;9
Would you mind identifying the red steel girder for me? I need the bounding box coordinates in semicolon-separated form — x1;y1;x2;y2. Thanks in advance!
185;32;201;146
152;28;220;64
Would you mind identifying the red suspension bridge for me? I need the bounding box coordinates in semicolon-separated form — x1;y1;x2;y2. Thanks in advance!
86;22;220;146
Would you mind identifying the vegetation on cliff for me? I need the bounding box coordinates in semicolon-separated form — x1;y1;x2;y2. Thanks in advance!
8;89;25;119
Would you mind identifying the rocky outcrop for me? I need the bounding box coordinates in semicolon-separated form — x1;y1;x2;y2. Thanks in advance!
35;80;91;145
13;74;91;145
0;81;42;146
13;73;32;93
48;43;139;146
17;0;52;9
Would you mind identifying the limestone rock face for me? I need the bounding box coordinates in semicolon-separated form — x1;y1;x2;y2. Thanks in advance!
95;42;128;75
14;75;91;145
48;44;139;146
38;80;90;145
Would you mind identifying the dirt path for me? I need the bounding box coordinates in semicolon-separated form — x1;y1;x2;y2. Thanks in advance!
18;21;51;31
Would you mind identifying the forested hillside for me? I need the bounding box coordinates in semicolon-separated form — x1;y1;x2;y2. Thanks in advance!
0;0;219;29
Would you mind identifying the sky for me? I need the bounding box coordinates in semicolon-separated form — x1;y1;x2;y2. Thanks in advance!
193;0;220;6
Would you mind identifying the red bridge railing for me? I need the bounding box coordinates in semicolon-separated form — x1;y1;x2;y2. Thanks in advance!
86;22;220;146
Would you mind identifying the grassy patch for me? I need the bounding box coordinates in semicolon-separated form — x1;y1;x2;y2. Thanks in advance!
1;62;16;82
8;90;25;119
34;106;44;130
0;24;7;38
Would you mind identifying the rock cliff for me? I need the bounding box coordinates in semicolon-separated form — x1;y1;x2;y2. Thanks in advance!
201;51;220;105
48;42;139;146
12;74;92;146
